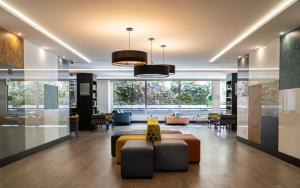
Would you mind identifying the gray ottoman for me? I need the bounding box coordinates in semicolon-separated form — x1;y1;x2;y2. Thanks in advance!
111;130;182;157
121;140;154;178
154;140;189;171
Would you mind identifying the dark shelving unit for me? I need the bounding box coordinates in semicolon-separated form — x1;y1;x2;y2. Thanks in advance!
77;73;98;130
69;79;77;115
226;73;237;131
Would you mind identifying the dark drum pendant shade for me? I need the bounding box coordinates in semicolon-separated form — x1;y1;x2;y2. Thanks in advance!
167;64;175;74
112;50;147;66
134;64;170;78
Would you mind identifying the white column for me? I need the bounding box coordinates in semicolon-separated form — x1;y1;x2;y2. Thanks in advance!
212;81;220;113
97;80;112;113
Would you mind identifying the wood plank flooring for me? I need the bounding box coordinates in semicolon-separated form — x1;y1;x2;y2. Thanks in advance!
0;123;300;188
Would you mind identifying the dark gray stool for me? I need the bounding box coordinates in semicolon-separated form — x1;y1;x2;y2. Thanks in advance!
121;140;154;178
154;140;189;171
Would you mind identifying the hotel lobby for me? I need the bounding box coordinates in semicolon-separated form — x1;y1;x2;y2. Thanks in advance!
1;0;300;187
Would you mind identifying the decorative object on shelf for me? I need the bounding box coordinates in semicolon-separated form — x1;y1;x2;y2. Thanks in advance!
160;44;175;75
134;38;170;77
112;27;147;66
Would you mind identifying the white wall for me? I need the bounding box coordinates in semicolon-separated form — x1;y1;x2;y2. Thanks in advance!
211;81;220;113
97;80;112;113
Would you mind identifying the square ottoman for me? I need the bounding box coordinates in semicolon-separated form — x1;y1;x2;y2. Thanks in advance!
161;134;201;163
116;135;146;163
154;140;189;171
121;140;154;178
111;130;182;157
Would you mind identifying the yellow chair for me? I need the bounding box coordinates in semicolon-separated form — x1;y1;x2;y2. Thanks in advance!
208;113;220;128
116;135;146;163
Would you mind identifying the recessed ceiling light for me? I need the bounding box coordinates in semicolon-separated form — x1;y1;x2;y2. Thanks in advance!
0;1;91;63
238;56;242;58
209;0;297;63
17;32;22;36
280;32;285;35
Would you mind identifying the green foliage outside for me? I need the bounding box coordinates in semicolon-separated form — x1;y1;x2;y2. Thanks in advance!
8;81;69;108
113;80;212;106
8;81;25;107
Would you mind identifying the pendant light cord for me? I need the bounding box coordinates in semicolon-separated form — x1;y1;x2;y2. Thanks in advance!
161;45;166;64
128;30;131;50
126;27;133;50
149;38;154;65
150;40;152;64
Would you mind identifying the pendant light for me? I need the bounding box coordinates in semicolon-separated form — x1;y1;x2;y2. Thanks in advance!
134;38;169;78
160;44;175;75
112;27;147;66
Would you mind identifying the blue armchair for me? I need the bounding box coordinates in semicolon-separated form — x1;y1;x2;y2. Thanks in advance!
112;111;132;125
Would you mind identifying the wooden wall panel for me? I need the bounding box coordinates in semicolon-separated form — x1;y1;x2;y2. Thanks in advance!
248;84;262;144
0;27;24;68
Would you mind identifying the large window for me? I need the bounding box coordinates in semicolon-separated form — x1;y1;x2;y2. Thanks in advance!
113;81;145;115
113;80;224;118
147;81;180;116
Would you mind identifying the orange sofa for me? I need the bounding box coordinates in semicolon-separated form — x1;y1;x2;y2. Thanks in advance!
165;116;189;125
161;134;200;163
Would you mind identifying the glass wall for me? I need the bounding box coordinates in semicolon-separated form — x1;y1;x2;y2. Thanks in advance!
113;80;225;120
0;36;70;161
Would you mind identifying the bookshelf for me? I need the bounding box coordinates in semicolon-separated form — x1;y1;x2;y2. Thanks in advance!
226;73;237;131
77;73;98;130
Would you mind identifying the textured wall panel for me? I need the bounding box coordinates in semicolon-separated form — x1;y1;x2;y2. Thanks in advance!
0;28;24;68
248;84;262;144
280;27;300;90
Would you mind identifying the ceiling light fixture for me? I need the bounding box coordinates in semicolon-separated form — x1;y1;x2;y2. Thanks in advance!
112;27;147;66
0;0;91;63
280;31;285;35
17;32;22;36
134;38;169;78
160;44;175;75
209;0;297;63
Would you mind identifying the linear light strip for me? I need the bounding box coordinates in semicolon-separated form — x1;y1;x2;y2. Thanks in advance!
0;0;91;63
209;0;298;63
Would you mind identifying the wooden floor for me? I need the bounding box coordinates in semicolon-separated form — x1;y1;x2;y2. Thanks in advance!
0;124;300;188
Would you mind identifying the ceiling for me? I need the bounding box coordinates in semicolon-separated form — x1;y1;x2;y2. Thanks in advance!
1;0;300;78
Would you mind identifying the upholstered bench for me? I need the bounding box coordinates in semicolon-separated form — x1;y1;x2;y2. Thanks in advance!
154;140;189;171
111;130;182;157
161;134;201;163
116;135;146;163
121;140;154;178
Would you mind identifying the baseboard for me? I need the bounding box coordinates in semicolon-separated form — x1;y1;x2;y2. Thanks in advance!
0;135;71;168
237;136;300;168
